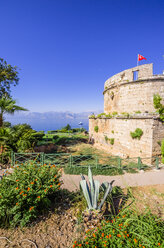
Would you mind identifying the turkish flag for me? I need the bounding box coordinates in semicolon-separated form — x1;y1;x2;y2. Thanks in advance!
138;54;147;61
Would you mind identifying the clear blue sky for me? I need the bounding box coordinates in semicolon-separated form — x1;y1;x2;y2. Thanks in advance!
1;0;164;113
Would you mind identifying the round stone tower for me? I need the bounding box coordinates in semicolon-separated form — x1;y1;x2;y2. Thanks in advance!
89;64;164;159
103;64;164;114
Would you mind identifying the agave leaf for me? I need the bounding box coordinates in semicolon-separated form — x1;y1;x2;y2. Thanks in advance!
88;166;94;206
101;182;109;191
80;173;86;180
93;180;100;209
80;180;92;209
98;182;113;210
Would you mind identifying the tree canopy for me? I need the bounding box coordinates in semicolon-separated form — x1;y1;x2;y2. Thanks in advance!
0;58;19;98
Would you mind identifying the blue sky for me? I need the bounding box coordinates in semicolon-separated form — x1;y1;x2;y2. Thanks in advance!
0;0;164;113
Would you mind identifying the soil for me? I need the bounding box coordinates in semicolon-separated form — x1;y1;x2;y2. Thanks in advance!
0;184;163;248
0;191;84;248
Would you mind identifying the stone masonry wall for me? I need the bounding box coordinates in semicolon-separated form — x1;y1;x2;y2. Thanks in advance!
89;117;164;158
89;64;164;159
104;64;153;89
152;120;164;157
104;77;164;114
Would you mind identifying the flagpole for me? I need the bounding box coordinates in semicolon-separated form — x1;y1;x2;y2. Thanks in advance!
137;54;139;67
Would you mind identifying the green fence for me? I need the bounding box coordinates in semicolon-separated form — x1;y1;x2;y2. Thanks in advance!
0;151;162;175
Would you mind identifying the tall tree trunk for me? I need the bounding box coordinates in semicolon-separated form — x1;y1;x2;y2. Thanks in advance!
0;113;3;127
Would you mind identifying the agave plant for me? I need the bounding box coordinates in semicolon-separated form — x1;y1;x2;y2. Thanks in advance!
80;166;114;210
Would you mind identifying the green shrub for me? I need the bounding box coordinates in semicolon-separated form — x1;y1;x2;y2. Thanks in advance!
135;110;141;114
97;113;106;118
104;136;114;145
94;126;99;132
47;130;58;134
89;114;95;118
73;208;164;247
111;130;114;134
153;94;164;121
0;163;61;227
130;128;143;140
105;113;112;118
110;138;114;145
112;112;118;116
121;112;130;118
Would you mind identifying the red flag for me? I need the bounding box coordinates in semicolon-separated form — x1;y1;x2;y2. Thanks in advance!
138;54;147;61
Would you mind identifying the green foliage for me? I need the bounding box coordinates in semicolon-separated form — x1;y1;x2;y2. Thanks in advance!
38;132;88;147
0;124;44;153
157;141;161;146
89;114;95;118
0;96;28;127
0;58;19;98
110;138;114;145
64;166;124;176
121;112;130;118
74;208;164;247
47;130;58;134
130;128;143;140
72;128;86;133
97;113;106;118
153;94;164;121
110;91;114;100
104;136;114;145
0;162;61;227
112;112;118;116
153;94;163;109
105;113;112;118
61;124;71;132
94;126;99;133
3;121;11;127
161;139;164;164
0;97;28;128
135;110;141;114
80;167;113;210
111;130;114;134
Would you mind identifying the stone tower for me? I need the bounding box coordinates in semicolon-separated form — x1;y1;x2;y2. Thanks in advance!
89;64;164;158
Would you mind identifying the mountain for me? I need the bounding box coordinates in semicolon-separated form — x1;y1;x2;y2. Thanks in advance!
4;110;102;132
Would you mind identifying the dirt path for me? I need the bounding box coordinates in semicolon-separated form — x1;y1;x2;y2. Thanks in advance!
62;168;164;191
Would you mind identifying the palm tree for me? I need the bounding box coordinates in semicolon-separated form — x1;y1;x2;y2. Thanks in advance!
0;97;28;127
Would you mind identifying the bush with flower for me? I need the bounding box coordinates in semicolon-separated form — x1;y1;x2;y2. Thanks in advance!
73;207;164;248
0;162;62;227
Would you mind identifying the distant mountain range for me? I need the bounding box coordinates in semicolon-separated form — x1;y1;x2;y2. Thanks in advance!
4;110;102;132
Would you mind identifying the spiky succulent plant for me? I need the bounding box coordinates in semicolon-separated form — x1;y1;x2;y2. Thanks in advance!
80;167;114;210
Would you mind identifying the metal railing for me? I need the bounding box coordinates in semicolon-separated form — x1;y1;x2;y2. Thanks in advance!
0;151;162;172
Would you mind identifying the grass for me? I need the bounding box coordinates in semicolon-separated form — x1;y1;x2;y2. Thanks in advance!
64;166;124;176
37;132;88;146
63;154;148;175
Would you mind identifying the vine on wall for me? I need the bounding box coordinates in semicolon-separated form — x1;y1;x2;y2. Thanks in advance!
94;126;99;132
130;128;143;140
153;94;164;121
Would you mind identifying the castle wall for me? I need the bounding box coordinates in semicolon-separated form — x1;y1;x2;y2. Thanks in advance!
89;64;164;159
152;120;164;157
104;77;164;114
89;117;164;158
104;64;153;89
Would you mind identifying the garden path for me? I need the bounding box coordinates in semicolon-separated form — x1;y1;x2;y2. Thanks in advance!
62;168;164;191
